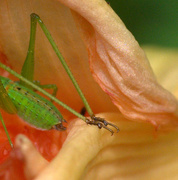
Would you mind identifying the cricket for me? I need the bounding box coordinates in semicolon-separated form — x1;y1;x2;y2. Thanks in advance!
0;13;119;148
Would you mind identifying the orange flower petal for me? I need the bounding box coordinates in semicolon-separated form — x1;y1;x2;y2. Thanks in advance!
58;0;178;129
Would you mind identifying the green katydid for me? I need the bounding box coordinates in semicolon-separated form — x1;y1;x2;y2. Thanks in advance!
0;13;119;148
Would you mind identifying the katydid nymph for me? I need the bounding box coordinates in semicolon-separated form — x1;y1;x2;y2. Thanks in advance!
0;13;119;148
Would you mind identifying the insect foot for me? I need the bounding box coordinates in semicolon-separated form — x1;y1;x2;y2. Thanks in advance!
53;123;66;131
86;115;119;135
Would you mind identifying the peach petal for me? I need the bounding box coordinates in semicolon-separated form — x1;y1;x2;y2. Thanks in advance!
15;134;48;179
57;0;178;129
0;1;177;179
84;114;178;180
0;0;117;115
16;113;178;180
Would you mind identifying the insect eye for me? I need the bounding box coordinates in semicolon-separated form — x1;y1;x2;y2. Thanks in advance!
16;87;21;90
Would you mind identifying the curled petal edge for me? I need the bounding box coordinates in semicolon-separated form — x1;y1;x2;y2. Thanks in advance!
58;0;178;130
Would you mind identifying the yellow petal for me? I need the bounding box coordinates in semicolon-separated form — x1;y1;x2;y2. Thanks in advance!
15;113;178;180
143;46;178;98
15;134;48;179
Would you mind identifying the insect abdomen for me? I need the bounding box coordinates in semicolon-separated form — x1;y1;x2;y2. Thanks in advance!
1;77;65;130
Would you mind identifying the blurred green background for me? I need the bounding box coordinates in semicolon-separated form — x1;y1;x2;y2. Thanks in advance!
109;0;178;47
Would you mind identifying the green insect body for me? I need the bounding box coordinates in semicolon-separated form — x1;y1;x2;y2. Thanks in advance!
1;76;66;131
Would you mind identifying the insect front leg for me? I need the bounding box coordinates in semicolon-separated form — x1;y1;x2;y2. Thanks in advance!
32;80;58;101
0;77;17;148
0;113;13;148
